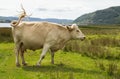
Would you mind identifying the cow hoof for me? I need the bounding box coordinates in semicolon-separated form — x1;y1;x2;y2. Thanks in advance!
36;63;41;67
51;62;54;64
16;63;21;67
22;62;28;66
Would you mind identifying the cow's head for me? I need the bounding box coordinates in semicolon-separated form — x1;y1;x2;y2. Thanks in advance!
67;24;86;40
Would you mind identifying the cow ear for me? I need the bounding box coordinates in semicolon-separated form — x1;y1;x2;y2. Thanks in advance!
66;24;77;31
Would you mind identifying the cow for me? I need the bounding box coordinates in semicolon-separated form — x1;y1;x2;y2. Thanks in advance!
11;7;86;67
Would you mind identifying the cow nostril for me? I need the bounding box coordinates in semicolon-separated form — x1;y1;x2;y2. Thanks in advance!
81;36;86;41
83;37;86;39
82;37;86;40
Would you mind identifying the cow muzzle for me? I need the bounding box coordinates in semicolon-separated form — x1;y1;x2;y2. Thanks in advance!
81;36;86;41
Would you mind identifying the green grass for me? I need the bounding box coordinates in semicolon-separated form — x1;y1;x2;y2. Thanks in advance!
0;43;120;79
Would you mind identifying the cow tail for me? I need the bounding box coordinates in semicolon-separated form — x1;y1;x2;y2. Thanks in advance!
10;14;26;27
11;4;26;27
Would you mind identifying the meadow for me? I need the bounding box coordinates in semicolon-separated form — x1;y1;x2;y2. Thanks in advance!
0;25;120;79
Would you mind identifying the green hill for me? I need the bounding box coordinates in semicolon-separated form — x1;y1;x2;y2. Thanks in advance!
74;6;120;25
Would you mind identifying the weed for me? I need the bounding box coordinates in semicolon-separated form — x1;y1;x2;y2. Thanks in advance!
107;62;118;76
98;62;105;71
68;72;74;79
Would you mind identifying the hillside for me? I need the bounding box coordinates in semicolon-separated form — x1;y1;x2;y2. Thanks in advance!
74;6;120;25
0;16;73;24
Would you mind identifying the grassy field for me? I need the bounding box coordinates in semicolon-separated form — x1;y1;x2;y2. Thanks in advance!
0;25;120;79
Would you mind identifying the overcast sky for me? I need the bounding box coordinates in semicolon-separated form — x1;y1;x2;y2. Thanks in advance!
0;0;120;20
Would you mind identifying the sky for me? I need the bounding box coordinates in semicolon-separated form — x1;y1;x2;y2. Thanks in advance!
0;0;120;20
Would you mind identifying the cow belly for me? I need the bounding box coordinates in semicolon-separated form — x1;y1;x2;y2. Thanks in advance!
51;43;65;51
22;39;44;50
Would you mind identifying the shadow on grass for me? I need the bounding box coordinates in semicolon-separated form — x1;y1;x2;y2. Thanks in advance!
22;64;101;74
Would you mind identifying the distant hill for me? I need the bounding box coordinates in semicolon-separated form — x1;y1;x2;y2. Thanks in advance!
0;16;73;25
74;6;120;25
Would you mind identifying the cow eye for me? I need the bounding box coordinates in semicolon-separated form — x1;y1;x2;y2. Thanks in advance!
76;30;79;32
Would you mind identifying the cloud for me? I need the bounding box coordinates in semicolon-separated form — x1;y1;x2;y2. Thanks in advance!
37;8;48;11
0;8;7;10
37;7;72;12
53;8;72;12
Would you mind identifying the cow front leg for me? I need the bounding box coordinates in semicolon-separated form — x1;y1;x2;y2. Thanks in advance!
36;44;50;66
50;50;55;64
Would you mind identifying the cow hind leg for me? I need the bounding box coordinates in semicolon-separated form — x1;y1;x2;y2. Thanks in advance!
20;51;27;66
36;44;51;66
15;44;20;67
20;42;27;66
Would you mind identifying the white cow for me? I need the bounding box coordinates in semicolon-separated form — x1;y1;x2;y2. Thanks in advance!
11;9;85;67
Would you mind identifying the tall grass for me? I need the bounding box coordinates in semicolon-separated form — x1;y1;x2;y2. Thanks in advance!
64;36;120;59
95;60;120;79
80;25;120;35
91;37;120;47
0;27;13;42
